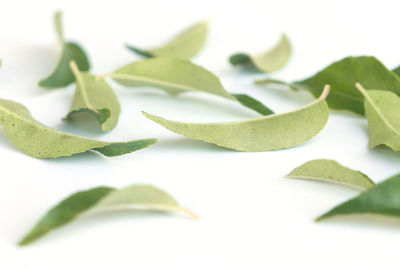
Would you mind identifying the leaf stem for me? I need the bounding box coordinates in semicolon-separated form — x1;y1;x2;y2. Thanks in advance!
319;85;331;100
355;82;367;96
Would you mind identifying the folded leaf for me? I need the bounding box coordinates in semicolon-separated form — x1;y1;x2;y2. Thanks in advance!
109;57;273;115
256;56;400;115
287;159;375;190
317;173;400;222
64;61;120;131
356;83;400;151
0;99;156;158
143;85;330;152
19;184;196;246
39;11;90;89
126;21;208;59
229;34;291;73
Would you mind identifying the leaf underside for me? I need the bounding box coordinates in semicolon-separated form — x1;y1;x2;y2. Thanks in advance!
142;86;330;152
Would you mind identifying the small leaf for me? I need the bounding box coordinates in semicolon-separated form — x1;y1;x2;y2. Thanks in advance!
229;34;291;73
39;11;90;89
109;57;273;115
64;61;121;131
142;85;330;152
287;159;375;190
356;83;400;151
0;99;156;158
126;21;209;59
19;185;196;246
256;56;400;114
316;173;400;222
232;94;274;116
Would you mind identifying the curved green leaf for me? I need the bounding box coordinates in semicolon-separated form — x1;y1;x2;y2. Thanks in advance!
0;99;156;158
287;159;375;190
232;94;274;116
229;34;291;73
64;61;120;131
109;57;273;115
317;173;400;222
126;21;209;59
142;85;330;152
256;56;400;115
19;184;196;246
356;83;400;151
39;11;90;89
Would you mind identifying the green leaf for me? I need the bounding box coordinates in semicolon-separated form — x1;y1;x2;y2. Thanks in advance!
0;99;156;158
109;57;273;115
356;83;400;151
126;21;209;59
64;61;120;131
39;11;90;89
232;94;274;116
229;34;291;73
142;85;330;152
256;56;400;115
316;173;400;222
19;184;196;246
287;159;375;190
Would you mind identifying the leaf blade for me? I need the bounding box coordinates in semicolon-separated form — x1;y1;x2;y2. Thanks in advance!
126;21;209;59
19;185;195;246
317;173;400;222
65;61;120;131
0;99;156;158
287;159;375;190
142;86;330;152
229;34;291;73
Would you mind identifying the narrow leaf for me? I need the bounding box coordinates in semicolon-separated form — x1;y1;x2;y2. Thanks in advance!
287;159;375;190
19;185;196;246
39;11;90;89
229;34;291;73
317;173;400;222
109;57;273;115
143;85;330;152
256;56;400;114
232;94;274;116
126;21;209;59
356;83;400;151
0;99;156;158
64;61;121;131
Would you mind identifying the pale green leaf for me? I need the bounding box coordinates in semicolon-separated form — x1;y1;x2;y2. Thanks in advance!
256;56;400;115
39;11;90;89
356;83;400;151
19;185;196;246
109;57;273;115
287;159;375;190
126;21;209;59
64;61;120;131
0;99;156;158
142;85;330;152
317;173;400;222
229;34;291;73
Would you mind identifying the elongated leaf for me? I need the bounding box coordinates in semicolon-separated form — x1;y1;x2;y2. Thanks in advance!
143;85;330;152
19;184;196;246
0;99;156;158
287;159;375;190
317;173;400;222
109;57;273;115
356;83;400;151
229;34;291;73
256;56;400;114
126;21;208;59
232;94;274;116
39;11;90;89
64;61;120;131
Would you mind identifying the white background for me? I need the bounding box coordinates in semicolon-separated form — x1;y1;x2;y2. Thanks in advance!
1;0;400;267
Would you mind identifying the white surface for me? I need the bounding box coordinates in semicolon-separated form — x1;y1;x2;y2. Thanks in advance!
1;0;400;267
